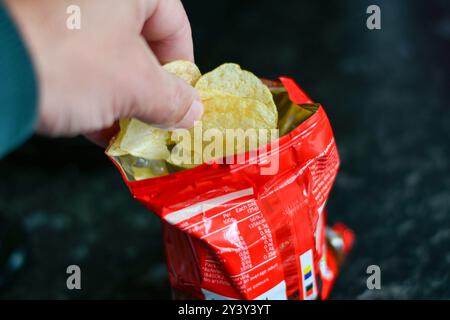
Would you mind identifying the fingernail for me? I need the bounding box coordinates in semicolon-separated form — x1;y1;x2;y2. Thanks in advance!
171;100;204;129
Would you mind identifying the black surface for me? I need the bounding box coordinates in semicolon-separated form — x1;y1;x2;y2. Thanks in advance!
0;0;449;299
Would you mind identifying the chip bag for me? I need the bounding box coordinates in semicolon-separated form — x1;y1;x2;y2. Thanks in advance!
107;63;354;300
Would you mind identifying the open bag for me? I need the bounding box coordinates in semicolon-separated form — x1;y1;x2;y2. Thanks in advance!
108;77;354;300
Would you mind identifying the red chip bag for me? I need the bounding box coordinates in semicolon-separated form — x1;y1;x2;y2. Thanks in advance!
108;77;354;300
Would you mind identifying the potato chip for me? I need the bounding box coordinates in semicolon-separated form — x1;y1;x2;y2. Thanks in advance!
163;60;201;86
107;61;202;161
202;95;276;131
170;95;277;164
132;160;168;180
166;146;201;169
107;118;170;160
195;63;277;119
106;121;129;157
107;61;280;181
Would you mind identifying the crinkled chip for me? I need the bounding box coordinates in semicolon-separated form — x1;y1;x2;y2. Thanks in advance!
203;95;277;160
170;95;277;164
107;61;201;161
167;146;201;169
107;61;280;180
202;95;277;131
132;160;168;180
107;118;170;160
163;60;201;86
106;121;129;157
195;63;277;119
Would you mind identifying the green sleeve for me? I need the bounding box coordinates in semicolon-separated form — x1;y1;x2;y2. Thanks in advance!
0;3;37;158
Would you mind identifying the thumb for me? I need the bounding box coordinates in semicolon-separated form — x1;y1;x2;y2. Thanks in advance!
133;61;204;130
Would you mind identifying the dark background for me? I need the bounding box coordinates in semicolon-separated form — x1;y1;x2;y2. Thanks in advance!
1;0;449;299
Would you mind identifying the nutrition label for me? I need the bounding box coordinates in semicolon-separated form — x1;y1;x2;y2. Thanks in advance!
168;188;286;300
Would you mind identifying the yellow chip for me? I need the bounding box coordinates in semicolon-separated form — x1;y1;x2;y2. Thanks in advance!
204;96;276;160
107;60;201;161
108;62;280;179
132;160;168;180
195;63;277;119
202;95;277;131
106;122;128;157
166;146;201;169
163;60;201;86
107;118;170;160
170;95;277;164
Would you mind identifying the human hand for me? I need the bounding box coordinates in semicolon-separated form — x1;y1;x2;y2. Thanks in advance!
4;0;203;145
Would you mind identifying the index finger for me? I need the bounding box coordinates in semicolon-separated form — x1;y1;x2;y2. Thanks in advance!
141;0;194;64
